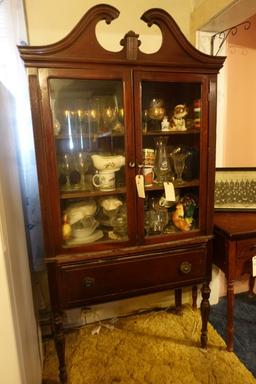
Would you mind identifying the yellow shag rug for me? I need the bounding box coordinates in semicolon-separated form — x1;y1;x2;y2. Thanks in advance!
42;305;256;384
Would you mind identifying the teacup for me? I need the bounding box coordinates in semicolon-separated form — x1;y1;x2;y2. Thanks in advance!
92;171;115;191
142;148;155;167
143;166;154;187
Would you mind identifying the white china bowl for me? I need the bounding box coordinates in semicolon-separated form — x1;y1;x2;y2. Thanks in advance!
91;154;125;172
100;197;123;211
67;199;97;225
72;218;99;238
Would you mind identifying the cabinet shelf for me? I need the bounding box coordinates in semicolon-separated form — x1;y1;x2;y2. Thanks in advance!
145;179;199;192
55;131;124;140
60;181;199;199
60;186;126;199
143;129;200;136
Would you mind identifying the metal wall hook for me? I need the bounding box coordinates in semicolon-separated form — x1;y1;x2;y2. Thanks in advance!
210;20;251;56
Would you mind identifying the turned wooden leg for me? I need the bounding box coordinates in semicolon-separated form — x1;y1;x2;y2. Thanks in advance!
192;285;198;310
53;312;67;383
248;275;255;297
200;283;211;348
226;280;234;351
175;288;182;314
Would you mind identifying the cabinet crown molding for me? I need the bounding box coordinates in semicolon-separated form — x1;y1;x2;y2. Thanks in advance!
18;4;225;72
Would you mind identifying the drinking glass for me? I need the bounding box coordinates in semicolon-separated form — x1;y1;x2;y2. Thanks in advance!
170;152;189;185
151;209;169;234
59;153;72;190
75;152;89;189
144;210;153;236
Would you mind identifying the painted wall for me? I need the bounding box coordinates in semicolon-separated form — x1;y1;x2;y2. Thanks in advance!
190;0;235;42
196;2;256;297
0;84;41;384
223;13;256;166
0;1;42;382
24;0;194;47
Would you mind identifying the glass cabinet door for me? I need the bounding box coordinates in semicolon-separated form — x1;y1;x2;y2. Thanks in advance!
135;76;204;239
48;78;129;248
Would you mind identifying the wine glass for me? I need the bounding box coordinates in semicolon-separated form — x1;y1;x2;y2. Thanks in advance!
142;109;149;133
102;105;117;132
144;210;153;236
89;97;101;134
148;98;166;131
75;152;89;189
170;152;189;185
59;153;72;190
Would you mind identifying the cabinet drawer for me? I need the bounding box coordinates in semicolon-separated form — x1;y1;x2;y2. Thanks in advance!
237;239;256;259
57;248;207;308
236;239;256;276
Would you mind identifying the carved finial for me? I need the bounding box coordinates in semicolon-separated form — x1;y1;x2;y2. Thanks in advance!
120;31;141;60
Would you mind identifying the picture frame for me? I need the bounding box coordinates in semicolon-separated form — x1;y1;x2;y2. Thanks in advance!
214;167;256;211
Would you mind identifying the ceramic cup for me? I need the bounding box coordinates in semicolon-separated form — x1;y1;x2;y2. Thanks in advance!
92;171;115;191
142;148;155;167
143;166;154;186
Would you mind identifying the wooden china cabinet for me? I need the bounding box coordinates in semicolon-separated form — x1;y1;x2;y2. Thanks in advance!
19;5;225;383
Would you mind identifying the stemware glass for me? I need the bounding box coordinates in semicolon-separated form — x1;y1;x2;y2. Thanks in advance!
170;152;189;185
102;105;117;132
112;107;124;134
144;210;153;236
89;97;101;134
59;153;72;190
142;109;149;133
75;152;89;189
148;98;166;131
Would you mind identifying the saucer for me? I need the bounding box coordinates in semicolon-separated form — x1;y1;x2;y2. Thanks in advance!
66;230;104;245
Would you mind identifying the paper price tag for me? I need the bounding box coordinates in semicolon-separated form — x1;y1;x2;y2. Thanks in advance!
164;182;176;202
252;256;256;277
135;175;145;198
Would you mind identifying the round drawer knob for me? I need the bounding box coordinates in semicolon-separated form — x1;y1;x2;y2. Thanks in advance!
180;261;192;274
83;276;95;288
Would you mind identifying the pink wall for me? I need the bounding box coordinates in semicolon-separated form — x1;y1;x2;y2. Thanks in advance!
224;14;256;166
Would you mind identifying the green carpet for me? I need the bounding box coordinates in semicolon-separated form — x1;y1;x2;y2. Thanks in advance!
43;305;256;383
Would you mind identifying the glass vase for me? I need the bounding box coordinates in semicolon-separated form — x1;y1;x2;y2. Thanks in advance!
170;152;189;185
154;136;172;184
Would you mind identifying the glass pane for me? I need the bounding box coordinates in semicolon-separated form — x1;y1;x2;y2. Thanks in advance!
141;81;201;237
49;78;127;247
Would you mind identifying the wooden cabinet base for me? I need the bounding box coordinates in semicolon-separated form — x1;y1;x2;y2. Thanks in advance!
52;285;210;383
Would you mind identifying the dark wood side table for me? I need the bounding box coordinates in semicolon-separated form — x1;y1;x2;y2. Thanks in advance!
213;211;256;351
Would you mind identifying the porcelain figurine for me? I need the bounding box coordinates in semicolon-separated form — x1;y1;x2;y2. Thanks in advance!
161;116;170;131
170;104;188;131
